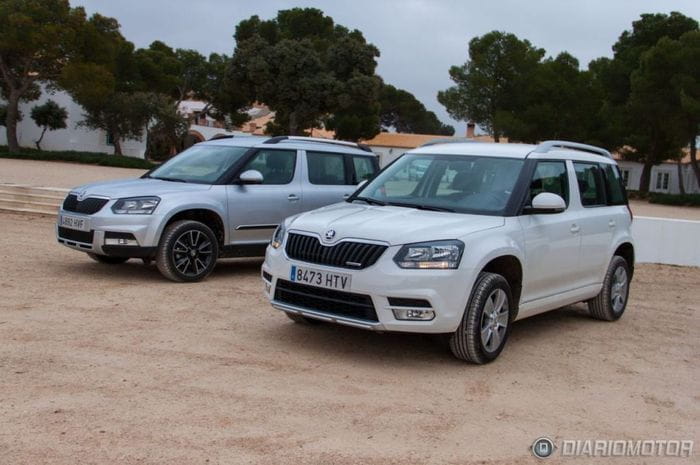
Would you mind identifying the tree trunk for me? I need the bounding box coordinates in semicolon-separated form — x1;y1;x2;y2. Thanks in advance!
112;131;123;156
677;158;686;195
288;112;299;136
35;127;47;151
5;92;21;153
689;136;700;188
639;158;653;195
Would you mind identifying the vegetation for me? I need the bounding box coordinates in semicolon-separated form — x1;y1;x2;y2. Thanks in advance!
30;100;68;150
649;192;700;206
380;84;454;135
0;146;155;169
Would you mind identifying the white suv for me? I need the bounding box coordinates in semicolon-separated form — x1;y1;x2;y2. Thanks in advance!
261;140;634;363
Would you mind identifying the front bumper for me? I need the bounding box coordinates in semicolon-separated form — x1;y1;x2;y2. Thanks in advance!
262;243;477;334
56;205;164;258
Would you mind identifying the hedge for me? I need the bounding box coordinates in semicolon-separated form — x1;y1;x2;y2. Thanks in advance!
0;146;155;170
648;192;700;207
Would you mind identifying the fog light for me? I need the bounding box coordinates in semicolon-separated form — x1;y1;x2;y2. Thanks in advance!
104;238;138;246
392;308;435;321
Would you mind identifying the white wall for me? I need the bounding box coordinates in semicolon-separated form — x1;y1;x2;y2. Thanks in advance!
368;146;410;167
633;216;700;267
0;87;147;158
617;160;699;194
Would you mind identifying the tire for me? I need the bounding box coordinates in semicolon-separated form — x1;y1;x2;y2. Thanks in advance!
285;312;322;325
449;273;513;364
87;253;129;264
588;255;630;321
156;220;219;282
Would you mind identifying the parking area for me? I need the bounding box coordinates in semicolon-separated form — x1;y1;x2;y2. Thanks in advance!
1;211;698;464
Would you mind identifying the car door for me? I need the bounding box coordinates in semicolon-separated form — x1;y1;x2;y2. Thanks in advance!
519;160;582;303
301;150;356;211
226;148;302;245
573;161;616;286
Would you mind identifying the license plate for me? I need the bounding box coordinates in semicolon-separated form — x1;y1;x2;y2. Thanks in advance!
290;265;351;291
59;214;89;231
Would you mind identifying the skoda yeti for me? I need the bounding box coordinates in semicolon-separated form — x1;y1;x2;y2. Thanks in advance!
56;136;378;282
262;140;634;363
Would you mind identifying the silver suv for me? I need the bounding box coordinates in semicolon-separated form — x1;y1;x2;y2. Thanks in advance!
56;136;379;282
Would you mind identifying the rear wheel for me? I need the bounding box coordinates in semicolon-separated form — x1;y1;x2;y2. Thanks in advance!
449;273;512;364
87;253;128;264
588;255;630;321
156;220;219;282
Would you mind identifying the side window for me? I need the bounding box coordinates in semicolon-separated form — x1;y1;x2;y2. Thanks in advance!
307;151;347;185
602;164;627;205
529;161;569;204
241;149;296;185
352;156;376;184
573;162;606;207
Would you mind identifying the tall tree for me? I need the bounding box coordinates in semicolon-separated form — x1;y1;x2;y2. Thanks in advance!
438;31;544;142
230;8;382;141
379;84;454;135
593;12;698;193
0;0;86;152
30;99;67;150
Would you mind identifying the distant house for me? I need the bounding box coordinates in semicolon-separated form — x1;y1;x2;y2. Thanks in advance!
615;151;700;194
0;87;147;157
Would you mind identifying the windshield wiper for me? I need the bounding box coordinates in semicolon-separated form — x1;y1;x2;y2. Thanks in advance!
151;176;189;183
352;196;387;206
386;202;455;212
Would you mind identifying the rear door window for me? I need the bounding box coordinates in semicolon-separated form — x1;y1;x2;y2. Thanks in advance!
601;163;627;205
307;151;347;185
573;162;606;207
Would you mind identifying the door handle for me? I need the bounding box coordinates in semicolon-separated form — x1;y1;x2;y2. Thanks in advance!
608;219;616;228
570;224;580;234
288;194;299;202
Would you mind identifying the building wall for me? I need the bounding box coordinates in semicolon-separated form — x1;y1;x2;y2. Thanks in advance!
368;146;410;167
616;160;699;194
633;216;700;266
0;87;147;158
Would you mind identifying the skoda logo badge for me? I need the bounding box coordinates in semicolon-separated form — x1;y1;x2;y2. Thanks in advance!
76;190;87;201
324;229;336;241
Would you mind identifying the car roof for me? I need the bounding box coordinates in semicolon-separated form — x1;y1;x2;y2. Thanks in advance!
407;141;616;164
200;135;376;157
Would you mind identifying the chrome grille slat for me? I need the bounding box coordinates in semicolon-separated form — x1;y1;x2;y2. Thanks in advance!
285;233;386;270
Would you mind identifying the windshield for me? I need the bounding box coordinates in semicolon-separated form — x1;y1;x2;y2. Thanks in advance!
352;153;524;215
147;145;249;184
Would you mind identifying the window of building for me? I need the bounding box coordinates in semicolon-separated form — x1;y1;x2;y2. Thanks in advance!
620;169;630;187
655;171;670;191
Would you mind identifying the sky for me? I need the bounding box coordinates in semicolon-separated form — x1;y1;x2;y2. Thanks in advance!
71;0;700;135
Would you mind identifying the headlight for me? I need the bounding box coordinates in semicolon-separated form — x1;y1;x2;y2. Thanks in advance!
111;196;160;214
393;240;464;269
270;222;286;249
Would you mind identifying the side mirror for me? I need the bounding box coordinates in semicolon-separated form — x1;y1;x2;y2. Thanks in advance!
525;192;566;214
238;169;264;185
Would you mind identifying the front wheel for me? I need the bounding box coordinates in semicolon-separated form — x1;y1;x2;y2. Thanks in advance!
156;220;219;282
588;255;630;321
449;273;513;364
87;253;129;264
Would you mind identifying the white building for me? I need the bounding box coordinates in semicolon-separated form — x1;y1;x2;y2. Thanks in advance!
616;154;700;194
1;87;148;158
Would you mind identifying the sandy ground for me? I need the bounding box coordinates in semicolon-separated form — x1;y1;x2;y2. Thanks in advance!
0;211;698;464
2;158;700;220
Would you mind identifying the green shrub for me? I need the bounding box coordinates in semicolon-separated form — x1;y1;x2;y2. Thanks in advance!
649;192;700;207
0;146;155;169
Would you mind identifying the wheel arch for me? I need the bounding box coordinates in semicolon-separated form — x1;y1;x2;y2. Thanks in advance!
613;241;635;278
159;207;226;250
477;253;524;317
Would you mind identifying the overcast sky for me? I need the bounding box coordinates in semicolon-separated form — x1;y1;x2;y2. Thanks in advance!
71;0;699;135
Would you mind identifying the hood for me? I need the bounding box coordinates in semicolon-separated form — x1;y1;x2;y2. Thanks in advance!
289;202;504;246
70;178;213;199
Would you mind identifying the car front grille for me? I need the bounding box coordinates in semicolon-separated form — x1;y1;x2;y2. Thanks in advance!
285;233;387;269
62;194;109;215
274;279;378;322
58;227;94;244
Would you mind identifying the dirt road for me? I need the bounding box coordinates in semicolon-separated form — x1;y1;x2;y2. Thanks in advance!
0;212;698;464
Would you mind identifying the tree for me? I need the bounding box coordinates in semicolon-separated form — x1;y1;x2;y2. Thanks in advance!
30;99;67;150
379;84;454;135
0;0;87;152
230;8;382;141
438;31;544;142
593;12;698;193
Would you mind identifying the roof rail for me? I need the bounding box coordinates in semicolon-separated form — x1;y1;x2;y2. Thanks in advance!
208;134;234;140
420;137;477;147
263;135;374;153
533;140;612;158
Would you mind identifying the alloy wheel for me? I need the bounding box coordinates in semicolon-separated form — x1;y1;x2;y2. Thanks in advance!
610;266;628;313
171;229;214;277
480;288;509;352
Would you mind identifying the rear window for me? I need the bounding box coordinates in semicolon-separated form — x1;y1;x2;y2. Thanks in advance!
307;151;347;185
573;162;606;207
602;163;627;205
